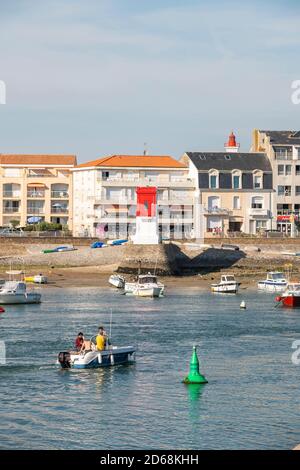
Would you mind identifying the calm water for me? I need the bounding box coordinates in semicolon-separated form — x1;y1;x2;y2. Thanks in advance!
0;285;300;450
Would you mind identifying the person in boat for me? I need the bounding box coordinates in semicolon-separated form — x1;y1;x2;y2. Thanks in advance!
96;326;108;351
75;332;85;352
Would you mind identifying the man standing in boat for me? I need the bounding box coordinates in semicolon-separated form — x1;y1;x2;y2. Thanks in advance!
96;326;109;351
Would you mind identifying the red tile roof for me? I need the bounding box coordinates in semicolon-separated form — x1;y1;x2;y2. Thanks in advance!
76;155;187;169
0;154;77;166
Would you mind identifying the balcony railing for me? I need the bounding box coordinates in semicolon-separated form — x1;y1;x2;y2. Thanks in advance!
248;208;270;216
3;207;20;213
27;191;45;198
51;207;69;213
51;191;69;198
27;208;44;214
3;191;21;198
203;207;231;215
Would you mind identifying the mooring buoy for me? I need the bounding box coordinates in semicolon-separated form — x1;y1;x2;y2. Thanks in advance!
183;345;208;384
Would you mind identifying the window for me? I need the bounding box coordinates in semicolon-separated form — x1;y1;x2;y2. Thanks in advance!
296;186;300;196
252;196;263;209
102;171;109;180
233;196;240;210
256;220;267;231
297;148;300;159
274;147;293;160
296;165;300;176
278;165;284;176
278;185;291;196
286;165;292;176
233;175;240;189
254;175;262;188
209;175;217;189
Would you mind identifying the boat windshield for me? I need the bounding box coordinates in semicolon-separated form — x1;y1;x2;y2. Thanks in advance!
268;273;285;280
138;276;157;284
224;276;235;282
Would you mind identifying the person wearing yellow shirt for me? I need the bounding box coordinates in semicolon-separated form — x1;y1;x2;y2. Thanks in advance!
96;326;107;351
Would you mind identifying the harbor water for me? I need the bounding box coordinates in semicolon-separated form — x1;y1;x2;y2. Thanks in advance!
0;286;300;449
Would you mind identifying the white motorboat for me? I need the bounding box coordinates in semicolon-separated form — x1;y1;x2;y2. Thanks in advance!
125;273;164;298
0;280;41;304
108;274;125;289
211;274;240;293
257;271;288;292
58;345;136;369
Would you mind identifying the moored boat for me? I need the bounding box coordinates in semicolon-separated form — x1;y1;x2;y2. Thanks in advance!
258;271;288;292
211;274;240;294
276;283;300;308
109;274;125;289
0;280;41;304
125;273;164;297
58;345;136;369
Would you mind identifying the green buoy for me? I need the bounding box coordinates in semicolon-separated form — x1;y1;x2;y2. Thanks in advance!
183;345;208;384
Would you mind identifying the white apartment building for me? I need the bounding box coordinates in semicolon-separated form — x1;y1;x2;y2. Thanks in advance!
72;155;195;239
252;130;300;234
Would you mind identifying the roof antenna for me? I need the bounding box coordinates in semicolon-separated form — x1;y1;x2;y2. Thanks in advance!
143;142;148;156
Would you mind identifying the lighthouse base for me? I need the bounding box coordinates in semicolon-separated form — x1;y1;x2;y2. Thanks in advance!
132;217;159;245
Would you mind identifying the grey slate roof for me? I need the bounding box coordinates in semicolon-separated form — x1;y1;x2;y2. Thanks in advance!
186;152;272;172
260;130;300;145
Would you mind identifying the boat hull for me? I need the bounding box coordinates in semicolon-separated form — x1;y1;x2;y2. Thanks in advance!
0;293;41;305
211;283;239;294
133;287;161;297
109;276;125;289
258;281;287;292
58;346;136;369
277;295;300;308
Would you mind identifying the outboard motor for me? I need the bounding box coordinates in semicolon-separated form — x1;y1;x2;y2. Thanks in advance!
58;351;71;369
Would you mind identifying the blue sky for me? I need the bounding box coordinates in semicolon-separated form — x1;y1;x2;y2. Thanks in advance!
0;0;299;162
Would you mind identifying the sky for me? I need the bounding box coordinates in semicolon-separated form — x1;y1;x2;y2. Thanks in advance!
0;0;300;163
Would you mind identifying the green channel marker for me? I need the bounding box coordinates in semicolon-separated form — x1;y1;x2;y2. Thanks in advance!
183;345;208;384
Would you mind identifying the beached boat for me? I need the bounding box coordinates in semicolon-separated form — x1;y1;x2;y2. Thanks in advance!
125;273;164;298
257;272;288;292
24;274;48;284
42;245;77;254
276;283;300;308
109;274;125;289
211;274;240;293
0;280;41;304
58;345;136;369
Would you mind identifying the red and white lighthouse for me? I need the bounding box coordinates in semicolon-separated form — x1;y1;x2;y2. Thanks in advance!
132;187;159;244
224;131;240;153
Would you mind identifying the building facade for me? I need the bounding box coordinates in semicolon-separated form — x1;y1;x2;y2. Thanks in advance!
251;130;300;235
72;155;195;239
181;134;273;237
0;154;76;229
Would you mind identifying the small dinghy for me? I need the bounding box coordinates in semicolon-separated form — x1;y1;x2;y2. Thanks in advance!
58;344;136;369
211;274;240;294
109;274;125;289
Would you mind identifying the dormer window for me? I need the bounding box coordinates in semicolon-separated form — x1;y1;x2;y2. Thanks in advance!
253;170;263;189
232;170;241;189
209;170;218;189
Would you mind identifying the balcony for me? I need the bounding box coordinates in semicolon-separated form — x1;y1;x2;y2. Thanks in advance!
99;176;194;188
27;191;45;198
3;207;20;214
51;191;69;199
94;197;136;205
203;207;232;216
51;207;69;214
27;208;44;214
248;208;270;217
3;191;21;199
157;198;194;205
